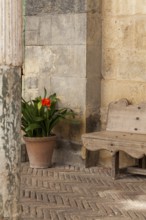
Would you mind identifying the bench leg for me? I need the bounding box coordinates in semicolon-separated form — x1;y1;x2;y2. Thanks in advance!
138;155;146;169
85;150;99;168
112;151;119;180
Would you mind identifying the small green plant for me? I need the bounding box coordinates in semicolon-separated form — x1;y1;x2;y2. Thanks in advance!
21;89;75;137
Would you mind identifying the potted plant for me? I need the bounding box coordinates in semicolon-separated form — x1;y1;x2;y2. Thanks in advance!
21;89;75;168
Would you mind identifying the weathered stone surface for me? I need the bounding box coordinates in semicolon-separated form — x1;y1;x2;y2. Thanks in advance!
87;77;101;107
86;110;100;132
25;75;38;89
25;45;86;79
0;0;22;219
101;80;146;107
25;31;38;45
25;0;101;16
135;17;146;49
102;0;136;16
53;140;84;167
38;16;52;45
25;16;39;31
49;45;86;77
102;0;146;134
24;47;41;75
87;12;101;45
50;76;86;109
52;14;86;45
26;0;74;15
25;14;86;46
87;45;101;78
24;0;102;159
0;66;21;219
0;0;22;66
102;17;135;50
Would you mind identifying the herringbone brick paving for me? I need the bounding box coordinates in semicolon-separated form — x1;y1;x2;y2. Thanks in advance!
20;163;146;220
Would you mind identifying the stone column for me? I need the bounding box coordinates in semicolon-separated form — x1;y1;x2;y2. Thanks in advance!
0;0;22;219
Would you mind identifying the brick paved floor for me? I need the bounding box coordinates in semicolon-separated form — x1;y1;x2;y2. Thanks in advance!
20;162;146;220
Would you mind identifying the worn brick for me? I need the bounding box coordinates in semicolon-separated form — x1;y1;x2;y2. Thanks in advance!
20;163;146;220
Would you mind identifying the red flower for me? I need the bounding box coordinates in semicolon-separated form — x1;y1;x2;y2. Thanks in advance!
41;98;51;108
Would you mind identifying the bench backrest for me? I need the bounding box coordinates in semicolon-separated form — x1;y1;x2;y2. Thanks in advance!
106;98;146;134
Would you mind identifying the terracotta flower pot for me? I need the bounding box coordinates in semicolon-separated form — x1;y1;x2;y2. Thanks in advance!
23;135;56;168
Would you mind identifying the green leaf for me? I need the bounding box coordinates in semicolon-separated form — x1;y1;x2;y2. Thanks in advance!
25;123;41;132
37;101;42;110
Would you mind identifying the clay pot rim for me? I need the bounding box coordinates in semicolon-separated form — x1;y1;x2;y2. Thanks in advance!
23;135;56;142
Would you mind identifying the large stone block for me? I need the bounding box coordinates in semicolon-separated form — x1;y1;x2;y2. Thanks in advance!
26;45;86;74
135;17;146;49
135;0;146;14
103;48;146;82
117;50;146;82
102;0;136;16
22;88;39;101
101;79;146;107
25;0;52;16
49;46;86;77
24;75;38;89
102;49;118;80
38;16;52;45
25;46;41;75
25;0;84;15
25;16;39;31
51;14;86;45
25;0;101;16
25;31;38;45
50;76;86;110
102;17;135;50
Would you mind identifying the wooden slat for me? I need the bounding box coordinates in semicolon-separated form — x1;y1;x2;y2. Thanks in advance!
82;131;146;143
127;167;146;176
106;99;146;134
112;152;119;180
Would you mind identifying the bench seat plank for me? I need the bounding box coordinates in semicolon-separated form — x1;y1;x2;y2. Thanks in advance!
82;131;146;159
82;131;146;143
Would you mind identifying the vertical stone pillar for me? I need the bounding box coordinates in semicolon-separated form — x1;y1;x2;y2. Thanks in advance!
0;0;22;219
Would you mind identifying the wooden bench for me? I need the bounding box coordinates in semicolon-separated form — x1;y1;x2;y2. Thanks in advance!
82;99;146;179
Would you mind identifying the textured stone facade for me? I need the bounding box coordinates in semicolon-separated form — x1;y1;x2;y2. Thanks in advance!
0;67;21;219
101;0;146;127
23;0;102;164
23;0;146;167
100;0;146;167
0;0;22;219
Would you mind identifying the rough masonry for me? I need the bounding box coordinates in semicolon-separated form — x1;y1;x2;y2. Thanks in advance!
23;0;102;165
0;0;22;219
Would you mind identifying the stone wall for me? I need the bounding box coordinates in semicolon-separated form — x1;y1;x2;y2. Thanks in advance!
100;0;146;167
23;0;102;165
101;0;146;127
24;0;146;167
